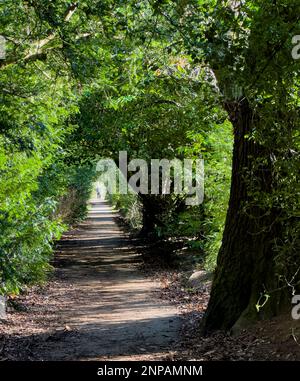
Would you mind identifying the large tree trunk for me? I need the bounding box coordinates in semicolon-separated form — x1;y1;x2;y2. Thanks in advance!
202;98;286;333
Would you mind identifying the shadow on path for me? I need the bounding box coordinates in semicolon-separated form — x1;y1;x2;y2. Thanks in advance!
35;200;181;360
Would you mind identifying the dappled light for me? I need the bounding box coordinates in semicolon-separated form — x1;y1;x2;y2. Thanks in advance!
0;0;299;371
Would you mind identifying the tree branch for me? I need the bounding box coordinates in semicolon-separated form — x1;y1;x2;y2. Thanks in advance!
0;2;79;69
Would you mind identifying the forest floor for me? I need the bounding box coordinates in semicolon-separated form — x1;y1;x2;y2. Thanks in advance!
0;200;300;361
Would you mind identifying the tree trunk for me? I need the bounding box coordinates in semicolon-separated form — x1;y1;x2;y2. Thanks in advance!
139;195;158;236
202;98;286;333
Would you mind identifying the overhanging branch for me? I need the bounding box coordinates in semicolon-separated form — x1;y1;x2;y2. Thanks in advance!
0;2;79;69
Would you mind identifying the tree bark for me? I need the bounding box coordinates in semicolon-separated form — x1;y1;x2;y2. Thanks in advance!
202;98;285;333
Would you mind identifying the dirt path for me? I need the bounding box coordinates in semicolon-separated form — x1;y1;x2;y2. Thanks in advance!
32;200;181;360
3;201;298;362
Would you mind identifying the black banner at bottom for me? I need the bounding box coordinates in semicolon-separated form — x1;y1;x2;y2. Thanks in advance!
0;361;299;378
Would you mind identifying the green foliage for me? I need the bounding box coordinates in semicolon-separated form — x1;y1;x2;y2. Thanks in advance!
0;197;64;295
109;193;142;230
88;55;232;267
0;1;94;295
201;121;232;270
67;5;233;267
63;164;97;223
0;0;298;307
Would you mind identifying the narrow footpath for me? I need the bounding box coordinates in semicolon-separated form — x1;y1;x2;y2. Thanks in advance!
36;200;181;360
